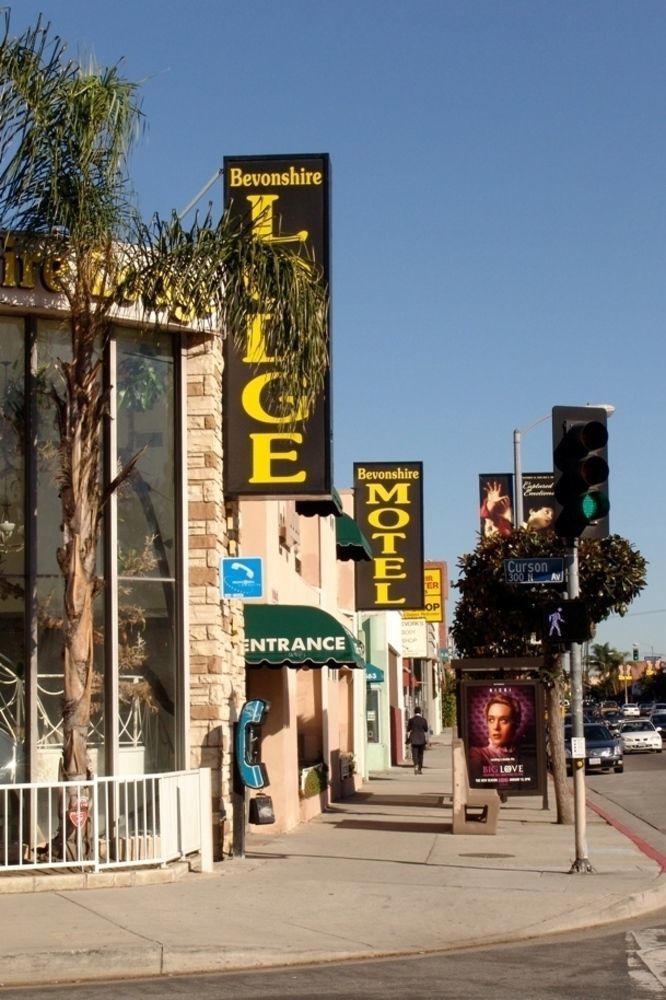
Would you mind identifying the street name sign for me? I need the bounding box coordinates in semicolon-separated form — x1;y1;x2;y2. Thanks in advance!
503;557;565;585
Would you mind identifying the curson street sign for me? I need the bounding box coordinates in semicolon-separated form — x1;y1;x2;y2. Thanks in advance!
503;557;565;585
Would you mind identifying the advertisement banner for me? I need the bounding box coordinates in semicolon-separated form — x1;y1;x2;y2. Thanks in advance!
521;472;555;532
401;564;444;622
460;679;545;796
353;461;425;610
222;154;331;496
478;473;514;539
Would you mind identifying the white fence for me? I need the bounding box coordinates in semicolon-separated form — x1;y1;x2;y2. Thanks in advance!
0;768;212;874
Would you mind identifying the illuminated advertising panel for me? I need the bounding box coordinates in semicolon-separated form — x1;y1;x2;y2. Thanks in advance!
460;679;545;797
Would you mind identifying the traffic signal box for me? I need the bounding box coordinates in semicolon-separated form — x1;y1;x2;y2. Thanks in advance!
542;599;592;645
552;405;610;539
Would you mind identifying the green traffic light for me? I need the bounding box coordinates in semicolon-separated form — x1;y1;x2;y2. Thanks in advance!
581;491;610;522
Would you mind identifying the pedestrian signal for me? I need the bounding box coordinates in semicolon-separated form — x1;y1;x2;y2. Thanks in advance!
552;405;610;539
541;599;591;644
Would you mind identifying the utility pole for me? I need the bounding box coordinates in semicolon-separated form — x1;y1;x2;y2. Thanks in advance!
567;539;593;872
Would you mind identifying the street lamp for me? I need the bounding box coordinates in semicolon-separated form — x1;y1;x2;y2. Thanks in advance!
618;666;632;705
512;413;550;528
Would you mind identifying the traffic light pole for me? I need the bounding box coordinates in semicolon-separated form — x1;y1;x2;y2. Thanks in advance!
567;539;593;873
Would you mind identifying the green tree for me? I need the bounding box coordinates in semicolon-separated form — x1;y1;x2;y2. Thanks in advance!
451;530;646;824
0;14;328;782
587;642;627;698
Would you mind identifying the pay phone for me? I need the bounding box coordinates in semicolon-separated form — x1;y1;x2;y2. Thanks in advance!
235;698;270;790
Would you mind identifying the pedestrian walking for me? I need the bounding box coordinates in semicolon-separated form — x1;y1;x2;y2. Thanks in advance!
406;707;429;774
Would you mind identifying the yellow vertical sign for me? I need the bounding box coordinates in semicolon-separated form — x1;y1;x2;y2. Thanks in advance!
401;566;443;622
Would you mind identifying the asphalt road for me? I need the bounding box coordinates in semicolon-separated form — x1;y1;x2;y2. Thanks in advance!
1;916;665;999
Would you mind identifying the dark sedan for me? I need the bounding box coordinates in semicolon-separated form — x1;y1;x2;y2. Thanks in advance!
564;723;623;774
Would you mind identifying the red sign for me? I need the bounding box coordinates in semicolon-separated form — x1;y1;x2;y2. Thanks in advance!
68;794;90;829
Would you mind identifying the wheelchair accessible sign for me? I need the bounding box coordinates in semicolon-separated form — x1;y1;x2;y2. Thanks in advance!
220;557;264;599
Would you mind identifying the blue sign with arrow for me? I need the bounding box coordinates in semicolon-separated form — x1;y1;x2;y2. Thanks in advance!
220;557;264;598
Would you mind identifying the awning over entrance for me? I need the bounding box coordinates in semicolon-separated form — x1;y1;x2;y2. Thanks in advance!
335;512;373;562
295;487;344;519
244;604;365;669
365;663;385;683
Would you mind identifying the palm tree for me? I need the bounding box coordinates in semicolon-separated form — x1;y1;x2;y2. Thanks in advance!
0;14;328;782
587;643;627;698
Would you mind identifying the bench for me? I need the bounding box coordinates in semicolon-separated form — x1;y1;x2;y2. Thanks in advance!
451;738;500;835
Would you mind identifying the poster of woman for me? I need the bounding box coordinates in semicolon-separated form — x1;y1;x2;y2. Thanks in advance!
462;680;544;796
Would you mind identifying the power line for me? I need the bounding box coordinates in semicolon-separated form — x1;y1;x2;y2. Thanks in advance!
608;608;666;618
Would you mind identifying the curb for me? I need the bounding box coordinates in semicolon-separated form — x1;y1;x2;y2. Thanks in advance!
2;878;666;988
586;797;666;873
0;860;190;895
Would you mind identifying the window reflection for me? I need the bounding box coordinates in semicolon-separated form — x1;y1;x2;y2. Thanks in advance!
116;332;177;773
0;318;25;783
0;318;180;784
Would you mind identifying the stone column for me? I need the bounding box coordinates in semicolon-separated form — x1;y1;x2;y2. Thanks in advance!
185;332;245;858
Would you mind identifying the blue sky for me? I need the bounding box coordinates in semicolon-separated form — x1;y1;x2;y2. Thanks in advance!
13;1;666;659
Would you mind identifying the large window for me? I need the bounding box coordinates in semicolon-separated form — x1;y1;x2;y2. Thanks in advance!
0;316;184;784
0;318;26;782
116;332;178;775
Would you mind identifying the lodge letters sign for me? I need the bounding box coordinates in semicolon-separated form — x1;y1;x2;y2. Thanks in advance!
223;154;331;496
353;462;425;610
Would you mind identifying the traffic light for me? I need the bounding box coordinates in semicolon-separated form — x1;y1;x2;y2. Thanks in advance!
552;405;610;539
632;644;639;662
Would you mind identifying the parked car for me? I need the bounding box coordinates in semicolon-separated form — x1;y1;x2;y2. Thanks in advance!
649;712;666;741
602;711;623;736
563;723;623;774
621;703;641;717
600;700;619;716
650;703;666;715
639;702;655;717
618;720;663;753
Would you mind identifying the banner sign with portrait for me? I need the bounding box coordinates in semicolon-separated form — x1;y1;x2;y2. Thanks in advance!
353;461;425;610
222;154;331;496
478;473;514;539
521;472;555;532
460;679;545;796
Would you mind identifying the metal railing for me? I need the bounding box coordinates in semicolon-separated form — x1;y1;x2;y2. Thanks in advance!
0;768;212;874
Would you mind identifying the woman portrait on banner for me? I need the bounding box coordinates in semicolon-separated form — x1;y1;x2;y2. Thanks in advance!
469;690;537;789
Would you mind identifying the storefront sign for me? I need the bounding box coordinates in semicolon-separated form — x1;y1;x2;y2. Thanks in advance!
353;461;425;610
222;154;331;496
401;618;428;658
401;565;444;621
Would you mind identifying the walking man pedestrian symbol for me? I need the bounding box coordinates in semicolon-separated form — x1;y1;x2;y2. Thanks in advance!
548;607;564;637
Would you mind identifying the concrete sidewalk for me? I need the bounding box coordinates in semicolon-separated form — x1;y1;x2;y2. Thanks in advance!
1;732;665;987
